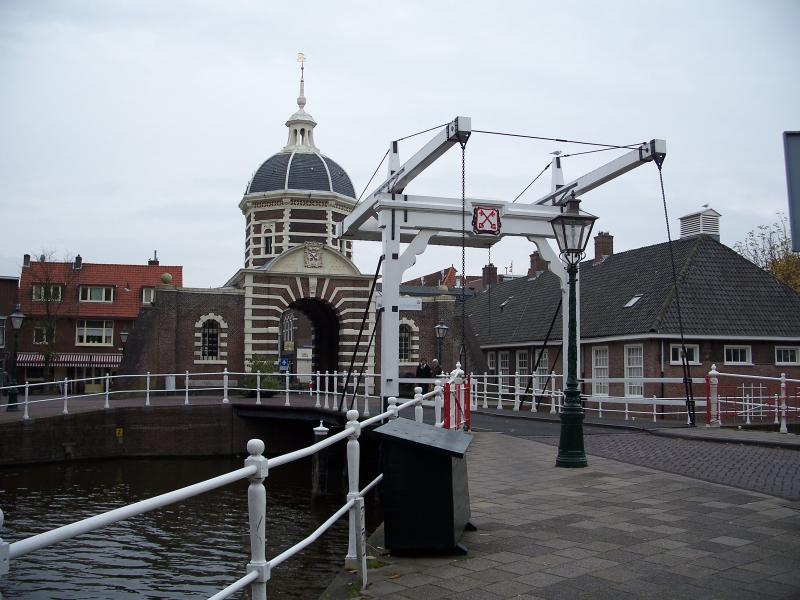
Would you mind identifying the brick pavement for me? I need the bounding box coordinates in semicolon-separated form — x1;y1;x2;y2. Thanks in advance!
344;432;800;600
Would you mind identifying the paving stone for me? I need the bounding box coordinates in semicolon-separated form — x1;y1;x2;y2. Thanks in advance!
482;579;534;597
514;571;567;588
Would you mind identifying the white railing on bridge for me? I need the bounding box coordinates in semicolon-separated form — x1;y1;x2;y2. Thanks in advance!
0;376;458;598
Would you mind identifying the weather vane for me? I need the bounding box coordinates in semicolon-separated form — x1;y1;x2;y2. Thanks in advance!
297;52;306;81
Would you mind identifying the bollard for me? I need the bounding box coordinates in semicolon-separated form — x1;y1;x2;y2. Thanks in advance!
145;372;151;407
707;365;719;427
104;373;110;409
315;371;321;408
185;371;190;406
414;386;423;423
223;368;229;404
780;373;788;434
312;420;330;498
344;410;363;572
256;372;261;405
62;378;69;415
23;382;30;421
244;439;269;600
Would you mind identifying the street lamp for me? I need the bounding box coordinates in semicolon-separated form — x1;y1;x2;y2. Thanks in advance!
119;330;129;350
434;320;449;364
550;195;597;468
7;304;25;412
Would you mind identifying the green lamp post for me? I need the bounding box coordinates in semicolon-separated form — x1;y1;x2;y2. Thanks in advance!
550;194;597;468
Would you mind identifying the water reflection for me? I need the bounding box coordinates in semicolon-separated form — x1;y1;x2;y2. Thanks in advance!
0;457;348;599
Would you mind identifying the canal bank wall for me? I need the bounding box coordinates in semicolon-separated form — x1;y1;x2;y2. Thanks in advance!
0;404;355;466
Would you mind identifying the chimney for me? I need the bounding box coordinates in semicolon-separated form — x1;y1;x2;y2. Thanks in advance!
148;250;160;266
594;231;614;264
23;253;31;268
74;254;83;270
527;251;549;276
482;263;498;288
680;208;720;241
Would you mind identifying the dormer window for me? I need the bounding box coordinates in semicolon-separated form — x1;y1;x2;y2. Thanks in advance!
142;287;155;305
80;286;114;303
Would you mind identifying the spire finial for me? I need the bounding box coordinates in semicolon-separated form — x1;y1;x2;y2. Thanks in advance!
297;52;306;109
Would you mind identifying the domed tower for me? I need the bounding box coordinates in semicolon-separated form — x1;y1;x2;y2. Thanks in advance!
239;62;357;269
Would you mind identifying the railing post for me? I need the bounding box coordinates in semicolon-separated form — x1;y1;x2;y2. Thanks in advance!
344;410;364;578
256;372;261;405
185;371;190;405
774;393;780;425
324;371;330;409
104;373;110;409
315;371;321;408
550;372;557;414
652;395;657;423
495;375;503;410
62;378;69;415
284;371;290;407
23;382;30;421
145;372;151;407
598;397;603;418
333;370;339;408
363;379;370;417
414;386;423;423
482;372;488;409
780;373;788;434
745;393;751;425
707;364;719;427
0;508;9;577
434;381;443;427
624;401;629;421
244;439;270;600
223;368;229;404
513;372;521;411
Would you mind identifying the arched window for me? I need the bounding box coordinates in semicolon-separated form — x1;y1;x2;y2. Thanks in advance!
201;320;220;360
399;325;411;362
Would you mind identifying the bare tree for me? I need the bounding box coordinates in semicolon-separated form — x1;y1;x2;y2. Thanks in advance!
735;214;800;293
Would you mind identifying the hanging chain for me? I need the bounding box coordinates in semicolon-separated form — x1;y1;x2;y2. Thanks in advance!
460;143;467;371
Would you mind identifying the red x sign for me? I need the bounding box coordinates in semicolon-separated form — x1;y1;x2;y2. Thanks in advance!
472;206;501;235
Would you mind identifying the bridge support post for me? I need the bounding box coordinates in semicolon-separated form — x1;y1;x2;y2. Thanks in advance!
245;439;270;600
344;410;363;573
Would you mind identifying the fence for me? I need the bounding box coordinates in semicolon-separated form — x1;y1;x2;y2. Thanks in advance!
0;368;465;598
706;365;799;432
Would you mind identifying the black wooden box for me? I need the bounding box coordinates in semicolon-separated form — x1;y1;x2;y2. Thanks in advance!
372;418;473;555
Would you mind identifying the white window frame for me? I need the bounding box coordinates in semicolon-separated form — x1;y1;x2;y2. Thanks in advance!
534;349;549;392
76;320;114;346
669;344;700;366
724;345;752;366
399;325;412;362
263;228;273;255
32;284;62;302
592;346;609;396
498;350;510;388
624;344;644;397
516;349;529;374
201;320;221;360
775;346;799;366
142;287;155;305
79;286;114;303
33;326;50;345
486;351;496;372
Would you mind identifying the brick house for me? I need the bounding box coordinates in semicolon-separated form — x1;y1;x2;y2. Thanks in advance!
15;254;182;392
465;215;800;401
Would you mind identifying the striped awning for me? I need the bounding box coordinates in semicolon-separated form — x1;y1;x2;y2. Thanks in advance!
16;352;123;368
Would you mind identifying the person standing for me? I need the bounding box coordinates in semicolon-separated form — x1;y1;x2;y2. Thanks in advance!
431;358;443;377
416;358;432;392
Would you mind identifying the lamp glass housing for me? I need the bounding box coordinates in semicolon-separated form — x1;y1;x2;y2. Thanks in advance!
550;198;597;264
9;305;24;330
434;320;449;340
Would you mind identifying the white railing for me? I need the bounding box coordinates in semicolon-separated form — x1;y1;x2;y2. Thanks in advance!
0;387;435;598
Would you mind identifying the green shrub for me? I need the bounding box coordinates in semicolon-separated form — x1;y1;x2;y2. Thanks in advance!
240;355;280;397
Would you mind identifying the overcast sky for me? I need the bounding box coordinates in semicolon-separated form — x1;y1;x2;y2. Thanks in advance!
1;1;798;286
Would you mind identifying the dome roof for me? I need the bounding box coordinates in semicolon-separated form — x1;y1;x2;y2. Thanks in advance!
247;151;355;198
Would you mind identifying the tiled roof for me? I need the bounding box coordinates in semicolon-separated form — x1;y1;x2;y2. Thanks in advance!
466;236;800;346
19;261;183;319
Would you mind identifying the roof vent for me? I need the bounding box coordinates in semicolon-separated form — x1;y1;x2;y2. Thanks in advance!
74;254;83;270
680;207;721;241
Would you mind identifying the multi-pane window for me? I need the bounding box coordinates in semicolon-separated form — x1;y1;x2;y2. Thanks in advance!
534;349;549;392
32;284;61;301
142;287;155;305
516;350;529;374
33;326;49;345
499;351;510;388
776;346;800;365
724;345;751;365
76;320;113;345
399;325;411;362
670;344;700;365
487;351;496;372
263;230;273;255
201;321;220;359
79;286;114;303
592;347;609;396
625;345;644;397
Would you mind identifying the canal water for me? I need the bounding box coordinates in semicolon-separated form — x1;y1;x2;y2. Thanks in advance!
0;456;354;599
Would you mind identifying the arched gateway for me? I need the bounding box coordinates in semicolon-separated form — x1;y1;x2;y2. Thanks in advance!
225;68;375;381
